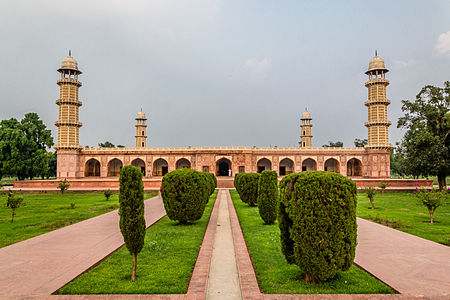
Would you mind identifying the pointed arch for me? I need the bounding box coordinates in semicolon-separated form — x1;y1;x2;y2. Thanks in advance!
85;158;100;177
176;158;191;169
347;158;362;176
153;158;168;176
131;158;146;176
324;158;340;173
108;158;123;177
216;158;232;176
257;158;272;173
279;158;294;176
301;158;317;171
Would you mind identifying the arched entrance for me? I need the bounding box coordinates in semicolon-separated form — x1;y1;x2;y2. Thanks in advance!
347;158;362;176
153;158;168;176
279;158;294;176
176;158;191;169
301;158;317;171
324;158;339;173
131;158;146;176
85;158;100;177
108;158;123;176
257;158;272;173
216;158;232;176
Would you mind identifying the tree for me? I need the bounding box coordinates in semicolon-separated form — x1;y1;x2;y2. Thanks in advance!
98;141;115;148
397;82;449;191
119;165;146;281
390;147;407;178
257;170;278;224
354;138;368;147
58;179;70;194
237;173;260;206
415;186;446;224
0;113;53;180
7;192;24;223
322;141;344;147
364;186;376;209
46;151;57;179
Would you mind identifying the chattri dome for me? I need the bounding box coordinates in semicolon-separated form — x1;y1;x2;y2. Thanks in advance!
58;51;81;73
136;110;147;120
366;54;388;74
301;109;311;119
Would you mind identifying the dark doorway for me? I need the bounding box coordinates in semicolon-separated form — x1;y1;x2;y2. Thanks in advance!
302;166;307;171
162;166;168;176
217;160;231;176
258;166;265;173
279;166;286;176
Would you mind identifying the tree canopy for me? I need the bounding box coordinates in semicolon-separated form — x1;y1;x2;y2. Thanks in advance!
0;113;53;180
322;141;344;147
98;141;116;148
354;138;368;147
397;81;449;190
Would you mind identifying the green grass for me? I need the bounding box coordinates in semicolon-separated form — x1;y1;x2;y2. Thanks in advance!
230;190;394;294
357;192;450;246
59;190;218;294
0;192;157;248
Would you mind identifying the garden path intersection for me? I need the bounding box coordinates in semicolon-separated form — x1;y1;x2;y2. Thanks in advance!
0;190;448;299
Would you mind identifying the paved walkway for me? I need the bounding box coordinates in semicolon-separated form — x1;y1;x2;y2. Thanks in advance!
0;195;166;297
355;217;450;297
206;190;241;300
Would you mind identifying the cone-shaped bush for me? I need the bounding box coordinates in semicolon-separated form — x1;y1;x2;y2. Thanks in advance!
204;172;217;196
238;173;260;206
119;165;146;281
161;168;209;224
234;173;243;194
257;170;279;224
278;171;357;283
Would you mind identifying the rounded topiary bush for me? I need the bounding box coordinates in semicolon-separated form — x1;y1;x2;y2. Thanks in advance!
161;168;210;224
257;170;279;224
204;172;217;196
278;171;357;283
238;173;260;206
234;173;243;195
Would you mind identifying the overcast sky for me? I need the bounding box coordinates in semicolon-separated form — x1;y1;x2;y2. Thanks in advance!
1;0;449;148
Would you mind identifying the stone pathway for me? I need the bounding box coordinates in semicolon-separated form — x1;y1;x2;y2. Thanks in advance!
206;190;242;300
355;217;450;297
0;195;166;297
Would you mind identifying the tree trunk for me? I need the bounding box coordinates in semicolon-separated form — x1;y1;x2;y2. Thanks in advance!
304;272;316;283
131;253;137;281
437;174;446;192
428;208;434;224
11;208;15;223
370;198;374;209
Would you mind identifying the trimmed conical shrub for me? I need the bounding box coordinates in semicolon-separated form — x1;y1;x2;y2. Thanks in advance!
278;171;357;283
257;170;279;224
234;173;243;194
238;173;260;206
119;165;146;281
161;168;210;224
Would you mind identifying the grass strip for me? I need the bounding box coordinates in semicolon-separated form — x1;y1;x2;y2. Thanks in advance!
357;192;450;246
59;190;218;294
0;192;157;248
230;190;394;294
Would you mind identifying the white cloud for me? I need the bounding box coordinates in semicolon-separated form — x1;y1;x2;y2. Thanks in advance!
435;30;450;55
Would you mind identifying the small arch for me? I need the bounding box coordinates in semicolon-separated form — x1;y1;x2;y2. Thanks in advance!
217;158;232;177
324;158;340;173
347;158;362;177
257;158;272;173
85;158;100;177
153;158;168;176
131;158;146;176
279;158;294;176
176;158;191;169
108;158;123;177
301;158;317;171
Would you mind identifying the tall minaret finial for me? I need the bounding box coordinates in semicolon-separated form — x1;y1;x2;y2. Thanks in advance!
375;49;377;56
69;49;71;56
300;109;312;148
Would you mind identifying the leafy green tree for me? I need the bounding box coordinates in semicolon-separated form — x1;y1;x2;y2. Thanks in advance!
322;141;344;147
354;138;368;147
257;170;278;224
390;147;407;178
364;186;376;209
98;141;115;148
58;179;70;194
46;151;57;179
119;165;146;281
7;192;24;223
397;82;449;191
415;186;447;224
104;189;113;200
0;113;53;180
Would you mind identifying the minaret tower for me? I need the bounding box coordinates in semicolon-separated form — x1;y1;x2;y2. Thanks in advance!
54;51;82;151
300;108;312;148
364;52;392;149
135;109;147;148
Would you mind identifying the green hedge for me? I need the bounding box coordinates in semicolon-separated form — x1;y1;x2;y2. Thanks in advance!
234;173;243;194
161;168;210;224
278;171;357;282
257;170;279;224
237;173;260;206
203;172;217;197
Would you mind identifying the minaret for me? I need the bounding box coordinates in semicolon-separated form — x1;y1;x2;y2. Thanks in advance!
364;52;392;149
54;51;82;150
300;108;312;148
135;109;147;148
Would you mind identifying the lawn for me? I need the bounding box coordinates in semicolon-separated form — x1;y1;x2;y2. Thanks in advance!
357;192;450;246
230;190;394;294
59;190;218;294
0;192;157;248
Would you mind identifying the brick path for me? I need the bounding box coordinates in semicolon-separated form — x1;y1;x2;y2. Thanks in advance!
0;195;166;297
